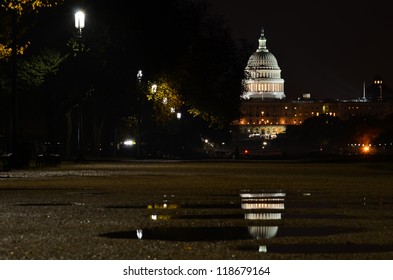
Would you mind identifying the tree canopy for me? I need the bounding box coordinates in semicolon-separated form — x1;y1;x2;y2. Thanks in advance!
0;0;248;159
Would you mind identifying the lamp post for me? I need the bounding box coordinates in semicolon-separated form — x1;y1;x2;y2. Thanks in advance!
136;70;143;158
9;11;18;161
170;110;182;157
74;10;85;161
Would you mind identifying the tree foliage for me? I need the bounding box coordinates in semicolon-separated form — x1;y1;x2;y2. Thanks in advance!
1;0;247;158
2;0;59;14
0;0;62;59
147;76;184;125
18;48;66;88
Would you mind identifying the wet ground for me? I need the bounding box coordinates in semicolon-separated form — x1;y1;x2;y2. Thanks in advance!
1;160;393;259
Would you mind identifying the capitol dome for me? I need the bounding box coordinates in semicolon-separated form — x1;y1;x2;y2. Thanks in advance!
246;49;279;69
242;28;285;100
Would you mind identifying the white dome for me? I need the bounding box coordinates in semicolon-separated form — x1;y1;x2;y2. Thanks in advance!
242;28;285;100
247;51;279;69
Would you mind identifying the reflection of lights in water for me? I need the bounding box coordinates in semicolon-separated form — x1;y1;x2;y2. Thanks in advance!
147;203;178;209
150;214;172;220
245;212;281;220
241;191;285;210
241;191;285;243
259;245;267;253
242;203;284;209
240;192;285;198
240;191;285;210
147;200;179;221
136;229;143;239
248;226;278;239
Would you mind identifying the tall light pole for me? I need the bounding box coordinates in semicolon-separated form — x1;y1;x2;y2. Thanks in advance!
9;11;18;160
136;70;143;158
75;10;85;161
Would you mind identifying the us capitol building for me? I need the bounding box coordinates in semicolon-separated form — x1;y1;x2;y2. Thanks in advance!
231;28;393;149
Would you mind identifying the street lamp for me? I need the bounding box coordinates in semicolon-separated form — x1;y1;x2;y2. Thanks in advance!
75;11;85;37
136;70;143;157
137;70;143;85
151;84;157;94
74;10;85;161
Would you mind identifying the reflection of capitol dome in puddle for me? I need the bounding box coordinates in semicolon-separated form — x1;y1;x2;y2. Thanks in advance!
240;191;285;210
248;226;278;239
240;191;285;240
242;202;284;210
245;212;281;220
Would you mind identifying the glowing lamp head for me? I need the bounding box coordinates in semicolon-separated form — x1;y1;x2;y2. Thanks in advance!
151;84;157;93
123;139;136;146
75;11;85;30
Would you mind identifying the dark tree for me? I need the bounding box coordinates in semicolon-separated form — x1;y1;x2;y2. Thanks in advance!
2;0;248;159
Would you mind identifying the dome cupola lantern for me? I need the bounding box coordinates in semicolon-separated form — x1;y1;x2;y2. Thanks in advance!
257;27;268;52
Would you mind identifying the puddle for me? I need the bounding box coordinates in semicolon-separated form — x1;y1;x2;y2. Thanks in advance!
148;212;353;220
15;203;74;206
106;203;240;210
149;213;244;220
98;227;264;241
182;203;240;209
102;190;361;246
105;205;147;209
99;226;361;241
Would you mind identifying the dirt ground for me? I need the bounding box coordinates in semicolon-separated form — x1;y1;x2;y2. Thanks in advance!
1;159;393;260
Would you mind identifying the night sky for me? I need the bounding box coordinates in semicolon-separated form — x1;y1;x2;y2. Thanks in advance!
207;0;393;100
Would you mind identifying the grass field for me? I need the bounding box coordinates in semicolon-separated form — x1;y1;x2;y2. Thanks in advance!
1;160;393;259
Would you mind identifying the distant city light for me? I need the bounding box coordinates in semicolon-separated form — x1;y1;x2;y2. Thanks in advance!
362;146;370;153
123;139;136;146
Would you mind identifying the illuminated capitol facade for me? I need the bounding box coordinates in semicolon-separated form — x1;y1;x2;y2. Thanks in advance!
241;28;285;101
232;28;393;141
